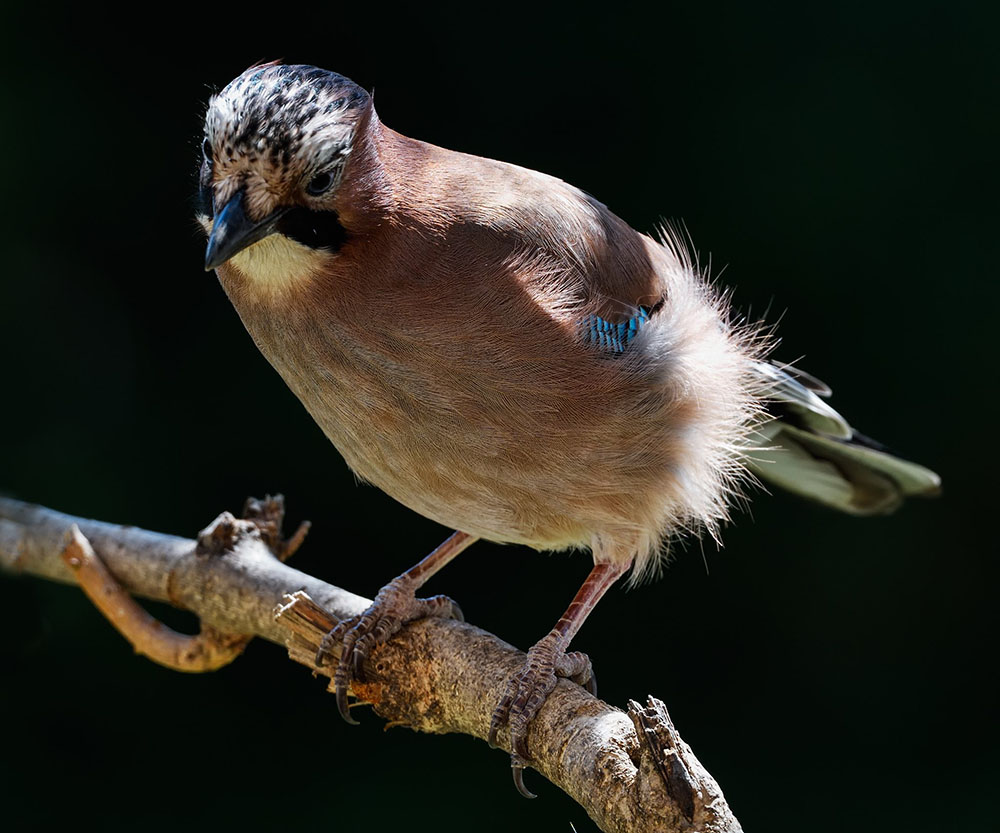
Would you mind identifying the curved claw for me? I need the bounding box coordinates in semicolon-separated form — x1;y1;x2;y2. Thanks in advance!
585;668;598;698
450;600;465;623
511;757;537;799
335;680;360;725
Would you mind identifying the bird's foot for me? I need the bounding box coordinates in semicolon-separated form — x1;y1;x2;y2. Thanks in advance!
315;573;463;724
488;630;596;798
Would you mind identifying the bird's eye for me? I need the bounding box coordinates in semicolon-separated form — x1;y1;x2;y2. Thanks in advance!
202;137;213;161
306;171;335;196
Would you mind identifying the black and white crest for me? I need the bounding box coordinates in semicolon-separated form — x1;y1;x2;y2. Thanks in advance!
204;64;369;174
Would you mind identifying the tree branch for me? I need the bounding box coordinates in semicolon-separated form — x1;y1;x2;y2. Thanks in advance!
60;523;252;671
0;495;742;833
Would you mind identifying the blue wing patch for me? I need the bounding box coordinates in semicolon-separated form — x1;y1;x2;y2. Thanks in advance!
581;306;651;353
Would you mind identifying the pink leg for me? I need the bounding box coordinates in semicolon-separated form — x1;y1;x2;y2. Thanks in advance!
316;530;477;723
488;559;631;798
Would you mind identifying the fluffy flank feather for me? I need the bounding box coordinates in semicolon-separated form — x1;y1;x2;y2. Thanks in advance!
622;226;770;584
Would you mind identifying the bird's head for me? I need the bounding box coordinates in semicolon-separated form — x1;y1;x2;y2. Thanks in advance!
198;63;374;280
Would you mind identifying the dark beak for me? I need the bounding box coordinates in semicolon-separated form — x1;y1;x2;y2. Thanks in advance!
204;189;291;271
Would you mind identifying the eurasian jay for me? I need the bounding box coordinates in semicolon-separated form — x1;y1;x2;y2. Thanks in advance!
197;63;940;795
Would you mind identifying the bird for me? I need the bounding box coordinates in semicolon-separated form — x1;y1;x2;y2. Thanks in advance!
197;62;940;797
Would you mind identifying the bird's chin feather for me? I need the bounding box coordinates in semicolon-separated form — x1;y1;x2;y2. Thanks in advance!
223;233;332;297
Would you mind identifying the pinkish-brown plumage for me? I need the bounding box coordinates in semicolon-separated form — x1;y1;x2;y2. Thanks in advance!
202;67;762;580
198;64;939;791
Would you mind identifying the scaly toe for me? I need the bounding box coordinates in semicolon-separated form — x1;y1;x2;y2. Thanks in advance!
316;575;464;725
488;674;520;749
557;649;595;695
314;619;350;668
488;667;556;794
489;634;597;795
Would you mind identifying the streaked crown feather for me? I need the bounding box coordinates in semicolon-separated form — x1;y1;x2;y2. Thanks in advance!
204;64;369;179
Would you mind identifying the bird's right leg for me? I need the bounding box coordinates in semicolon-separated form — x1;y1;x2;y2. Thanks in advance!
316;530;477;723
488;559;630;798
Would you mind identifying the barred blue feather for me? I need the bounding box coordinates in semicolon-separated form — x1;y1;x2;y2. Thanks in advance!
581;307;651;352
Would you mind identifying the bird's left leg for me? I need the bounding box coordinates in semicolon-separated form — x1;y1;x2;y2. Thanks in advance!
488;559;630;798
315;530;477;723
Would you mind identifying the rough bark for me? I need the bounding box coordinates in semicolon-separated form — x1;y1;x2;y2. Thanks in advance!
0;495;742;833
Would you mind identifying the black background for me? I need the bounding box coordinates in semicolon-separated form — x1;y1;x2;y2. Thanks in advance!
1;2;995;830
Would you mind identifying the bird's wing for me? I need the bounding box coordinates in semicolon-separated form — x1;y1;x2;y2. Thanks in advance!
747;361;941;514
752;360;851;439
579;304;660;353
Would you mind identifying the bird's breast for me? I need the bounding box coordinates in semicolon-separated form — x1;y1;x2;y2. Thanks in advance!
225;276;670;552
216;222;757;571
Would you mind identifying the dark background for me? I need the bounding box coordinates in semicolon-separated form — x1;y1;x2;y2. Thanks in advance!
1;2;995;830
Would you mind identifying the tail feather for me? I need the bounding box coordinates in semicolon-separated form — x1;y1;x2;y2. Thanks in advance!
747;362;941;515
